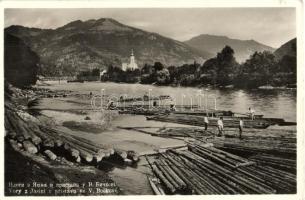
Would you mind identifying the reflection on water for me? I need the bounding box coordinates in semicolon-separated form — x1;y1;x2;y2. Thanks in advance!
41;82;296;122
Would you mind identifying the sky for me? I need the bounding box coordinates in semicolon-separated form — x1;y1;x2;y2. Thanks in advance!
5;8;296;48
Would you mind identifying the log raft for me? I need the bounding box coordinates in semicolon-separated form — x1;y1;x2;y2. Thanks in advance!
4;104;140;167
147;114;271;129
146;142;296;195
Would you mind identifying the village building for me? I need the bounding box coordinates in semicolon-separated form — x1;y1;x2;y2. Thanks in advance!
122;49;138;71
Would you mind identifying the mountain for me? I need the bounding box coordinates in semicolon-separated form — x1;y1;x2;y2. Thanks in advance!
274;38;296;60
184;34;275;62
5;33;39;87
5;18;206;76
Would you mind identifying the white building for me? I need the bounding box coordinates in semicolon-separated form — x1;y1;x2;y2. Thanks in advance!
122;49;138;71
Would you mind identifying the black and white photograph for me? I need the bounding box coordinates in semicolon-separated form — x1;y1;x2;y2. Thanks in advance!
2;1;303;197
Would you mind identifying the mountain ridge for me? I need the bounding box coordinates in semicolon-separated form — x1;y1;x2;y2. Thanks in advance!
184;34;275;62
5;18;208;76
6;18;278;76
274;38;296;60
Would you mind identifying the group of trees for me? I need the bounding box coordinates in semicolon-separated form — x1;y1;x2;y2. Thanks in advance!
140;62;171;85
102;45;296;89
77;68;100;77
101;65;141;83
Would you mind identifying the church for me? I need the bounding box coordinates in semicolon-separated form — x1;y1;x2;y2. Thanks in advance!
121;50;138;71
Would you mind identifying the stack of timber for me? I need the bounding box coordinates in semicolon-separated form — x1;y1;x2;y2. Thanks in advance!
174;109;234;117
209;135;296;159
154;126;296;159
146;143;296;195
248;154;296;173
147;114;271;128
118;95;172;102
118;108;235;117
5;103;139;167
115;104;199;111
118;109;164;116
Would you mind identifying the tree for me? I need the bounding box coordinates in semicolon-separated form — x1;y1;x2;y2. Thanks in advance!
237;51;276;88
216;46;239;85
153;62;164;71
141;64;154;74
278;55;296;73
198;46;238;86
156;69;170;85
91;68;100;76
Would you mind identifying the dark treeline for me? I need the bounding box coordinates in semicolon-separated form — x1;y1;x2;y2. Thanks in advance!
102;45;296;89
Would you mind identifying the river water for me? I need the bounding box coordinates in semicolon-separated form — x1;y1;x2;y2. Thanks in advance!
41;81;296;122
37;81;296;194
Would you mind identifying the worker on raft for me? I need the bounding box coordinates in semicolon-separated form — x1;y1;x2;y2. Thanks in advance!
170;103;176;111
204;116;209;130
107;100;115;110
249;107;255;120
217;117;224;137
239;119;243;139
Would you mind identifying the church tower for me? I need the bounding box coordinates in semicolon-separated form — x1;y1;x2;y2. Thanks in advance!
128;49;138;70
122;49;138;71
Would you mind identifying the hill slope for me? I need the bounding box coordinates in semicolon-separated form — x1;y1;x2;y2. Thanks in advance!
184;34;275;62
274;38;296;60
5;18;206;76
5;33;39;87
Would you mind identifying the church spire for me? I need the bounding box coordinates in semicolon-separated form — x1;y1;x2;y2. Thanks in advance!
131;49;134;56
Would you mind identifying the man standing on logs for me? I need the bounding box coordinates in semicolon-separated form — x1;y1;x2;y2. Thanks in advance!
204;116;209;130
217;117;224;137
249;107;255;120
239;119;243;139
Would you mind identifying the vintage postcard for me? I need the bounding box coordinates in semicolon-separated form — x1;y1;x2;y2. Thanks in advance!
1;0;304;199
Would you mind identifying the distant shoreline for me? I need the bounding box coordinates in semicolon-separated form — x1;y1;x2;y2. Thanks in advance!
38;79;297;91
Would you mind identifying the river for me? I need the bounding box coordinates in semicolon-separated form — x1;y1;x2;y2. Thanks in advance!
36;81;296;195
40;81;296;122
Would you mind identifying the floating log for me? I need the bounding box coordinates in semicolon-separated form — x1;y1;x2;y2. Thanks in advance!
6;131;17;139
148;176;165;195
115;149;128;159
42;139;55;149
44;150;57;160
124;158;133;165
9;139;20;151
158;159;186;189
127;150;140;162
150;161;176;193
22;140;38;154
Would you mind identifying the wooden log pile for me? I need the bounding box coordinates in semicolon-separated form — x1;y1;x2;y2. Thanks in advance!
147;114;271;129
146;143;296;195
5;103;139;167
152;126;296;138
248;154;296;173
210;136;296;159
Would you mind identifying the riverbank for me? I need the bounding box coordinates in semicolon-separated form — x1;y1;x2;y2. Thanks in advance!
4;84;123;196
